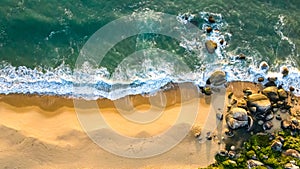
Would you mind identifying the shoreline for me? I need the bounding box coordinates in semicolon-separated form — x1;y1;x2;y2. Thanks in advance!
0;81;298;168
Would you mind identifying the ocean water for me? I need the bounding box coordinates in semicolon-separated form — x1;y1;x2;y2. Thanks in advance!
0;0;299;100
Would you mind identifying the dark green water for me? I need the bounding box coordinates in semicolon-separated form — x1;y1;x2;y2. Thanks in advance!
1;0;299;69
0;0;299;99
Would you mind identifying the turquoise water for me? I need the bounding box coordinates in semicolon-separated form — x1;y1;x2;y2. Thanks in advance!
0;0;299;99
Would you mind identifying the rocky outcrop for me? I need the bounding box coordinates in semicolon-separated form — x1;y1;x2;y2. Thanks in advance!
263;86;279;101
226;108;249;130
247;94;271;113
207;70;226;86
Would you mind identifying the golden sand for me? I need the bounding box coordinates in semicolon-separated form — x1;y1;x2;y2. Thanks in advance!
0;82;265;169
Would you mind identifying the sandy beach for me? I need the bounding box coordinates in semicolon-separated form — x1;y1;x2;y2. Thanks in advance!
0;82;226;169
1;81;296;168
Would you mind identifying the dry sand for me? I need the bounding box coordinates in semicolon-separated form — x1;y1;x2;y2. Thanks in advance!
0;82;258;169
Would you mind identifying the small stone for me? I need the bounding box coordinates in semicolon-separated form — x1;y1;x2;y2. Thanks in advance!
228;92;234;99
216;112;223;120
278;89;288;99
292;118;299;126
191;124;202;138
290;86;295;92
282;67;289;77
225;129;234;137
265;112;274;121
276;114;282;120
230;98;237;105
203;87;212;95
258;120;264;125
271;140;282;151
205;40;217;54
249;107;257;113
237;54;246;60
220;39;224;45
206;132;212;140
247;160;264;168
208;15;216;23
281;109;288;113
258;77;264;82
263;121;273;130
260;61;269;70
206;26;213;33
228;151;236;158
281;120;291;129
230;145;236;151
218;150;228;156
278;136;285;143
237;99;247;109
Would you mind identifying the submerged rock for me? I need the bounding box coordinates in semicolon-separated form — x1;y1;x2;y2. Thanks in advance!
208;15;216;23
208;71;226;86
282;67;289;77
205;40;217;54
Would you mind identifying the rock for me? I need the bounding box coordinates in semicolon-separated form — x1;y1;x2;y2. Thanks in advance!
205;40;217;54
203;86;212;95
191;124;202;138
285;163;299;169
218;150;228;156
230;146;236;151
206;26;213;33
258;120;264;126
225;128;234;137
278;136;285;143
208;71;226;86
271;140;282;151
282;120;292;129
258;77;265;82
263;86;279;101
249;107;257;113
247;160;264;168
237;99;247;109
282;67;289;77
206;132;212;140
226;108;249;129
237;54;246;60
278;89;288;99
281;109;288;113
230;98;237;105
265;111;274;121
276;114;282;120
292;118;299;126
208;15;216;23
228;92;234;99
284;149;300;159
228;151;236;158
243;89;253;96
220;39;224;45
216;111;223;120
263;121;273;130
265;77;277;87
260;61;269;70
247;94;271;113
290;86;295;92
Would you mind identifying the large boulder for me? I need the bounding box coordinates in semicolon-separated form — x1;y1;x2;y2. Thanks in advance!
263;86;279;101
226;108;249;129
207;70;226;86
247;94;271;113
